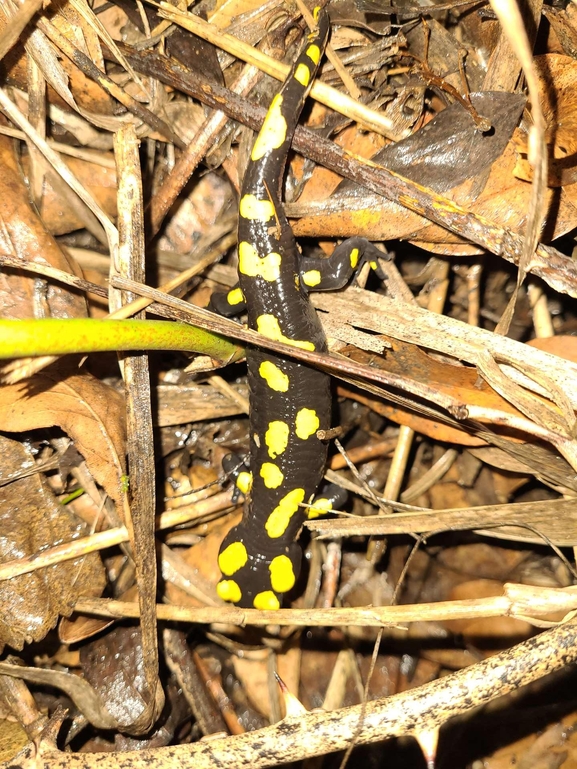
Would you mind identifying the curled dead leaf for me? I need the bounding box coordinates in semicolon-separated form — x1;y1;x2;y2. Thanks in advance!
0;370;127;513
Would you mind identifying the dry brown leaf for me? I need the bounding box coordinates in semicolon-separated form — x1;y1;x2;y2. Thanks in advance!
0;718;28;763
346;339;540;446
0;434;105;652
295;123;387;206
20;152;117;236
444;579;534;654
293;96;577;254
0;6;114;115
514;54;577;192
411;136;577;253
342;336;554;447
0;370;127;513
527;335;577;361
482;712;576;768
164;510;239;609
92;1;127;42
79;626;159;729
544;2;577;58
0;135;87;319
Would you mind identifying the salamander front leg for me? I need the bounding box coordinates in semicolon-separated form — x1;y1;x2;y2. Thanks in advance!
299;238;389;291
208;284;246;316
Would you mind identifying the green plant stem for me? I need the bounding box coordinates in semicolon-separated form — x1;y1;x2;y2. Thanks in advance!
0;319;243;362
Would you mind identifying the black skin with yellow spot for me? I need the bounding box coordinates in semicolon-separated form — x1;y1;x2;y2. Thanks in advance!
216;9;386;609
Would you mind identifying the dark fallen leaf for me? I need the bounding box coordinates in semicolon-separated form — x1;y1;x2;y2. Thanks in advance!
0;718;28;763
290;92;531;247
0;660;119;730
371;91;526;192
0;435;105;652
80;626;156;728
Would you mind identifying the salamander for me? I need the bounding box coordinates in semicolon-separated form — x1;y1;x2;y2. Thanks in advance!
215;6;384;610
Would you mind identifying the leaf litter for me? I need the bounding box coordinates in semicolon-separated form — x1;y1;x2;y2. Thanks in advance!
2;0;577;767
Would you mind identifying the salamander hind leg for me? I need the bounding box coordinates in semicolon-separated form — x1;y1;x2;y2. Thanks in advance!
222;453;252;503
307;482;348;519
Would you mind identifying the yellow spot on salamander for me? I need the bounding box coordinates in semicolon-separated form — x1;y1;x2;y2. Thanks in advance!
238;241;281;282
239;194;275;222
217;579;242;603
256;315;315;351
294;62;311;87
227;287;245;305
260;462;284;489
265;488;305;538
295;407;320;440
259;360;289;392
370;261;378;270
265;421;290;459
251;94;287;161
313;5;321;21
306;44;321;65
302;269;321;287
253;590;280;611
218;541;248;575
269;554;296;593
308;497;333;518
236;471;252;495
349;248;359;269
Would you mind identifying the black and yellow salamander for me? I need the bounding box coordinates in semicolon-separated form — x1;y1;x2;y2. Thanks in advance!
215;6;385;610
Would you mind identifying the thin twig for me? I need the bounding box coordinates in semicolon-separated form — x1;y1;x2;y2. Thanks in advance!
9;617;577;768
